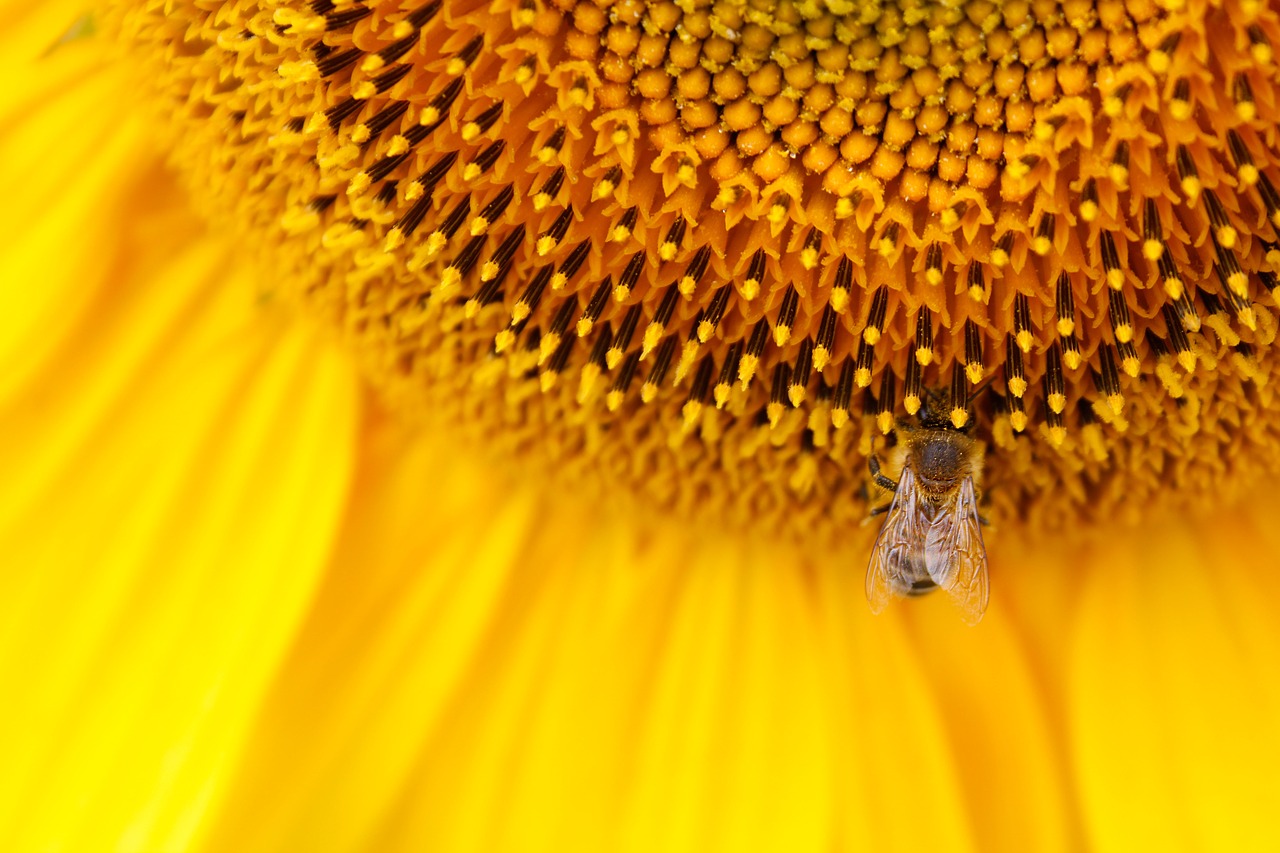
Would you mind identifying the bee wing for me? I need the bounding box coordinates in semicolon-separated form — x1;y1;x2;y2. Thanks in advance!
865;466;931;614
923;476;990;625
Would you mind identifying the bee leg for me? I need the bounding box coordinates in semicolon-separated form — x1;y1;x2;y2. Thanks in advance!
977;513;991;527
868;454;898;493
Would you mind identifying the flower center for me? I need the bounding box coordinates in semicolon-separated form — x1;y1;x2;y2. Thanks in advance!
112;0;1280;543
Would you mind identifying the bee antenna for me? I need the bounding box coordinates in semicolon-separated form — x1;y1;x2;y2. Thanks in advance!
970;374;998;401
968;374;999;409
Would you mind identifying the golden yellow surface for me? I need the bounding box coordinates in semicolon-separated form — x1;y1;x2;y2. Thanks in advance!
2;2;1280;851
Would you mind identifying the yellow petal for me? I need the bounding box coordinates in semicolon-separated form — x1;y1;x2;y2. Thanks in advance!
0;15;363;850
1070;502;1280;851
0;307;359;852
199;438;982;851
905;589;1076;851
0;2;93;66
0;11;157;403
200;423;539;852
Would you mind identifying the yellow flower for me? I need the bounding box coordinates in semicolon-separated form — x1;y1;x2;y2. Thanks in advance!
4;1;1280;851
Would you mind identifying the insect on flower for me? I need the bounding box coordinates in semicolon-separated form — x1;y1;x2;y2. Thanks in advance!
865;391;991;625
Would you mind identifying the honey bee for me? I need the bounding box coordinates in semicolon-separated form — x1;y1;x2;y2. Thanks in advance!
865;416;990;625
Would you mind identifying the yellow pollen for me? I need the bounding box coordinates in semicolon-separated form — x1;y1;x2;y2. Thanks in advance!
424;232;448;258
272;10;325;36
381;227;407;253
321;223;363;252
386;134;412;156
1227;272;1249;298
592;181;615;201
277;60;318;82
346;172;372;197
281;207;320;234
438;267;462;296
641;325;663;359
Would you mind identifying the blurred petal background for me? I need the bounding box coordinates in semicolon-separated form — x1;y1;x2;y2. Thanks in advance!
3;2;1280;852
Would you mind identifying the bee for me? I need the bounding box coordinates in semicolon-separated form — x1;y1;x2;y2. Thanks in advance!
865;411;991;625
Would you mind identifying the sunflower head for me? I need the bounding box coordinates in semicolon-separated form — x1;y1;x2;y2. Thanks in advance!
111;0;1280;548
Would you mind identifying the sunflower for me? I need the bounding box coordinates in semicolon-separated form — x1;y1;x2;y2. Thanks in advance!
4;0;1280;850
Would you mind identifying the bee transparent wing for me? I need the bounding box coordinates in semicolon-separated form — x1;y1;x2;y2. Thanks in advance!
923;476;990;625
865;466;930;614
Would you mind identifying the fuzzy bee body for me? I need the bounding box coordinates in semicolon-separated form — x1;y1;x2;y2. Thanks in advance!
866;423;991;624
